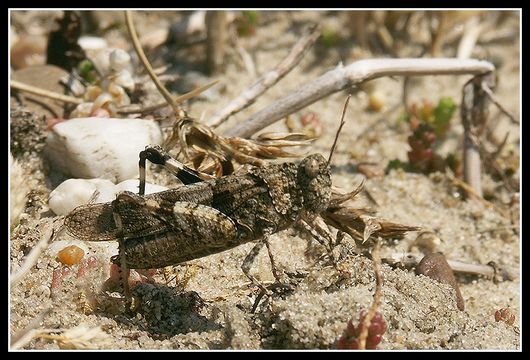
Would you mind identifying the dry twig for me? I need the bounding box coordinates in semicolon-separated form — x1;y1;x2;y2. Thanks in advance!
457;16;484;59
205;11;227;75
207;24;321;128
224;58;495;138
358;239;383;350
382;252;514;282
461;74;497;198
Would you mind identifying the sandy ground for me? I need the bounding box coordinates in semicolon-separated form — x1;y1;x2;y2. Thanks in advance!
10;10;520;350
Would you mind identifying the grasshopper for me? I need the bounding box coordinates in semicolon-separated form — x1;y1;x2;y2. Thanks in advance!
64;98;351;304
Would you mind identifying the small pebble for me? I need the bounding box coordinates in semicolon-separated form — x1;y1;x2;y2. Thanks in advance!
413;231;442;253
367;90;386;112
416;252;465;311
11;65;70;118
10;35;47;69
58;245;85;266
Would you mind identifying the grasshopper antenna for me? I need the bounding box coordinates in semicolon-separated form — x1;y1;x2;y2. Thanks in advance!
327;94;351;165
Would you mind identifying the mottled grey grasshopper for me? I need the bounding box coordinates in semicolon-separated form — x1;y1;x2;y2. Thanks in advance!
64;98;350;303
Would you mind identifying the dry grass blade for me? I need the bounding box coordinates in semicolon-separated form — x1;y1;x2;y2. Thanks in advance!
481;82;519;124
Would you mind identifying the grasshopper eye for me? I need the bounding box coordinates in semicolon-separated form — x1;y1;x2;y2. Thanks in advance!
304;158;320;178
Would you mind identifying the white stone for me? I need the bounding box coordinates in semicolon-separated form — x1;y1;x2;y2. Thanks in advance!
45;117;163;182
48;178;169;216
78;36;108;51
48;178;115;215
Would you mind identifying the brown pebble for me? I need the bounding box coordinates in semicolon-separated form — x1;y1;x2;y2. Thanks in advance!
416;252;465;311
11;64;70;118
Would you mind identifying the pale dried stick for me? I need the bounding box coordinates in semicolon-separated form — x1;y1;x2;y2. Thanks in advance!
382;252;514;281
457;16;484;59
10;80;83;105
205;11;227;75
359;239;383;350
207;24;321;128
461;75;494;198
125;10;185;118
224;58;495;138
10;221;57;288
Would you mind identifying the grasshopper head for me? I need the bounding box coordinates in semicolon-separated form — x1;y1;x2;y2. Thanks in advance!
297;154;332;216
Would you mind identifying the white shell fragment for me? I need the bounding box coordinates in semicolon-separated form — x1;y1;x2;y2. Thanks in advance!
48;178;169;216
45;117;163;182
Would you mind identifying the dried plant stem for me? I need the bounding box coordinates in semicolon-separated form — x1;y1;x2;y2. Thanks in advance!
429;11;447;56
235;42;257;77
349;11;368;49
382;252;514;281
205;11;227;75
125;10;184;118
224;58;495;138
463;133;482;197
457;16;484;59
461;74;494;198
447;170;503;214
208;24;321;128
10;221;57;288
10;80;83;105
359;239;383;350
481;82;519;124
